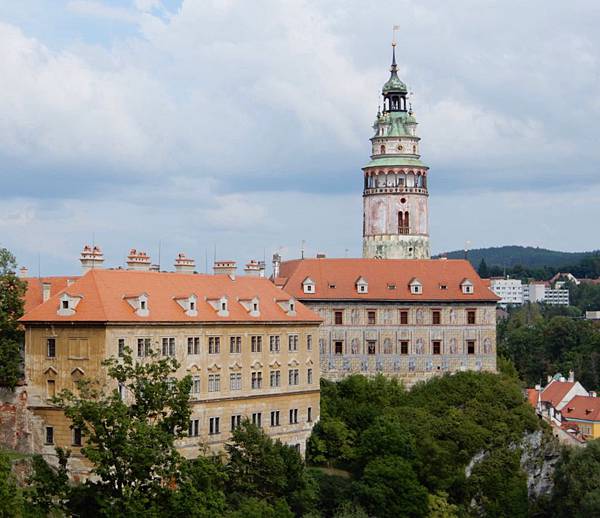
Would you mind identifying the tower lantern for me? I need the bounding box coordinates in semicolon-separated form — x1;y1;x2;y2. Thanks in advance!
362;43;430;260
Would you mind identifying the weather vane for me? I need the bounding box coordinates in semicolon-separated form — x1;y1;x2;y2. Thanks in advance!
392;25;400;47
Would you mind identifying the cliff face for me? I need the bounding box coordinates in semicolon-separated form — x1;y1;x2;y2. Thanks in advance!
520;430;561;499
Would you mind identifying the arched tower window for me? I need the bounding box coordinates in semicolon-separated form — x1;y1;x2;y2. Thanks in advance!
380;145;385;154
398;211;410;235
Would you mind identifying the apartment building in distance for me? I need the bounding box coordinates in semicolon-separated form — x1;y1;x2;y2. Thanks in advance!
490;277;570;306
274;256;498;386
20;253;321;471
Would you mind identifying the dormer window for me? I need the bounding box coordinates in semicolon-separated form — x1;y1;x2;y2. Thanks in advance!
140;300;147;310
356;277;368;294
221;302;226;311
174;294;198;317
290;301;295;312
123;293;149;317
57;293;82;316
409;278;422;295
387;283;396;290
461;279;474;294
190;301;195;311
328;283;336;289
62;300;69;310
302;277;315;294
440;284;448;290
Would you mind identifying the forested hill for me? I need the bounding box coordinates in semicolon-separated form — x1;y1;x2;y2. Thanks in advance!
435;246;596;269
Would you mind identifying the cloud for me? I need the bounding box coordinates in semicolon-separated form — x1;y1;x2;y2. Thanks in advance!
1;0;600;274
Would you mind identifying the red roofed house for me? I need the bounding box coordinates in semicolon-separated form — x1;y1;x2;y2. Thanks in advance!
536;373;589;423
20;266;321;472
560;395;600;439
274;255;499;385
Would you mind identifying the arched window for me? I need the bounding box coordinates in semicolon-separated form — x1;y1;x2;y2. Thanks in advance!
398;211;410;234
380;145;385;154
412;145;416;153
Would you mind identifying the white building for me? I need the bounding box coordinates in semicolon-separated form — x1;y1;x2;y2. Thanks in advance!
490;278;569;306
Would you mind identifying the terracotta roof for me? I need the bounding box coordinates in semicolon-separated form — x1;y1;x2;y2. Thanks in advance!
541;381;576;408
277;258;499;302
20;269;320;324
562;396;600;422
526;388;540;407
23;276;80;314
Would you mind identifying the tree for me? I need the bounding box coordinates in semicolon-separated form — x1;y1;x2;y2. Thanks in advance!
552;439;600;518
0;451;23;517
354;456;429;518
54;347;193;515
307;418;355;468
225;420;316;515
0;248;26;388
477;258;490;278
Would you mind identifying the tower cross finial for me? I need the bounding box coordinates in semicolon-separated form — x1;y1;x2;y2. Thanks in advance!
392;25;400;47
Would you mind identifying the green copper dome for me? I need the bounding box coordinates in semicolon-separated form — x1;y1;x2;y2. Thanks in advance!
382;71;407;94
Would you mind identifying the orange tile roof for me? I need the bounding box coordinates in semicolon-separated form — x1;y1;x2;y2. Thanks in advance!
277;258;499;302
527;388;540;407
562;395;600;422
20;269;321;324
23;276;80;314
541;381;576;407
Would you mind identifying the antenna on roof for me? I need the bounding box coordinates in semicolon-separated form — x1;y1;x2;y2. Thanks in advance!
157;240;161;271
91;232;95;270
464;240;471;260
301;240;305;260
37;252;41;280
205;248;208;274
213;244;216;264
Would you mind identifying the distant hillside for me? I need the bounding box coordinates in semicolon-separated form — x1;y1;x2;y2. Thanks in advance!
435;246;597;269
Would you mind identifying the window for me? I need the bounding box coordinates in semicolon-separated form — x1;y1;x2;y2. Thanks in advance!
47;338;56;358
411;284;422;294
229;336;241;354
269;335;280;353
334;311;343;325
288;335;298;352
432;311;441;325
307;368;313;384
387;283;396;290
140;300;147;310
289;408;298;424
367;341;376;355
307;335;312;351
209;417;220;435
467;340;476;355
270;410;280;427
189;300;195;311
288;369;299;386
187;336;200;355
137;338;151;357
45;426;54;444
400;311;409;325
251;335;262;353
432;341;441;355
251;371;263;389
47;379;56;399
308;407;312;422
270;370;281;387
191;375;201;396
221;301;227;312
467;310;476;325
208;374;220;392
162;337;175;357
334;341;343;355
118;338;125;357
62;300;69;310
231;415;242;431
328;283;336;289
230;372;242;391
400;340;409;355
367;310;376;325
118;383;125;400
252;412;262;427
398;211;409;234
188;419;199;437
72;427;82;447
208;336;220;354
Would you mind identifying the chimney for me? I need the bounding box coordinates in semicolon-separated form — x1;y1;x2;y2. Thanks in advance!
244;260;261;277
213;260;237;279
272;253;281;279
174;253;195;274
258;260;266;278
18;266;29;278
42;282;52;302
79;245;105;273
126;249;151;271
568;370;575;383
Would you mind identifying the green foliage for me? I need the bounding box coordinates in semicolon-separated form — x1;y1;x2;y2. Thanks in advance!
309;372;540;516
25;448;70;515
0;248;26;388
226;420;317;516
427;491;459;518
552;440;600;518
0;451;23;518
477;258;490;278
569;281;600;312
499;305;600;390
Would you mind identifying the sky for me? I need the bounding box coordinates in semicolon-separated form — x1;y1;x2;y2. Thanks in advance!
0;0;599;276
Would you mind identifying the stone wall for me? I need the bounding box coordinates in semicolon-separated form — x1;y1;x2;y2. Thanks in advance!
0;387;35;454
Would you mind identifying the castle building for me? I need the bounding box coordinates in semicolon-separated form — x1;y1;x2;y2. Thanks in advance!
363;44;430;260
274;257;498;386
20;267;321;471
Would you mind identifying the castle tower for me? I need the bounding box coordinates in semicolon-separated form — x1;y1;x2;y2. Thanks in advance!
362;44;430;259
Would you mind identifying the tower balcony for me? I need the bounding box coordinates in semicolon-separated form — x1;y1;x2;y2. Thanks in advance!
364;186;428;196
